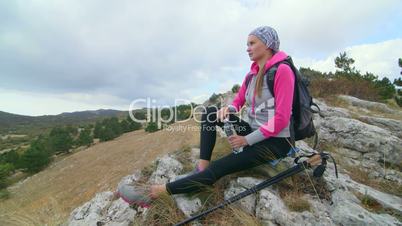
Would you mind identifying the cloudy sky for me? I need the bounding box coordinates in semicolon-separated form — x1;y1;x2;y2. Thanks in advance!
1;0;401;116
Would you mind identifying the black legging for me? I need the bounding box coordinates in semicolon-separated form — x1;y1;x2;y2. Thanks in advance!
165;106;292;195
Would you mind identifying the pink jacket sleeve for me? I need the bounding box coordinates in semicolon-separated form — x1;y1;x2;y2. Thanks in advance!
259;64;295;138
230;73;250;112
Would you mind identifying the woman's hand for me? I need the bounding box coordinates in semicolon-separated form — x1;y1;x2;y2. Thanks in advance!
217;106;229;122
228;135;248;149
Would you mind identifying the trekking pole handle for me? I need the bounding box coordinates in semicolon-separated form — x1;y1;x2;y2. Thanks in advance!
307;154;321;166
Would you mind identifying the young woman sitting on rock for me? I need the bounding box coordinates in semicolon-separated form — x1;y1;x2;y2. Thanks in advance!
116;26;295;208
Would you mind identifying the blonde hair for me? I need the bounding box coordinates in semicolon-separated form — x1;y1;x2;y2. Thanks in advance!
255;49;275;97
255;63;265;97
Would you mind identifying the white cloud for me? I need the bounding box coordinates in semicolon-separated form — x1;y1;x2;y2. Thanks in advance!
0;0;401;115
297;38;402;81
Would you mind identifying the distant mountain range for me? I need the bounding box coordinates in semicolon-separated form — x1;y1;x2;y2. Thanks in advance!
0;101;201;136
0;109;129;135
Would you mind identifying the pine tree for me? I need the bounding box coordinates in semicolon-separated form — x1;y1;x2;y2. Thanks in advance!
76;128;93;147
335;52;356;74
21;137;52;173
49;127;73;154
125;116;142;132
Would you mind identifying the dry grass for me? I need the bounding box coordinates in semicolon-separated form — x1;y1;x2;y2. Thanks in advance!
354;192;383;212
320;95;350;109
140;161;158;182
277;171;332;205
310;78;380;101
199;206;263;226
141;192;187;226
282;191;311;212
173;144;194;174
385;98;401;109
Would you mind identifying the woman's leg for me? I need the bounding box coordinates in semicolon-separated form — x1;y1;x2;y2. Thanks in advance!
198;106;252;169
150;106;254;197
165;137;291;195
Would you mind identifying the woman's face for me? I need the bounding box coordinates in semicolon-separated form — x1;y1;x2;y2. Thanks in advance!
247;35;270;62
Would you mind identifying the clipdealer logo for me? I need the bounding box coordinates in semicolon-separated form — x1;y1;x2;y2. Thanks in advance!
127;96;276;133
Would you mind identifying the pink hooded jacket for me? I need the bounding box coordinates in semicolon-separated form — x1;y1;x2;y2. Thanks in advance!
231;51;295;143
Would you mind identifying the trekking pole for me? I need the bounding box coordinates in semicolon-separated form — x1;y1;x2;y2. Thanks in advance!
174;155;322;226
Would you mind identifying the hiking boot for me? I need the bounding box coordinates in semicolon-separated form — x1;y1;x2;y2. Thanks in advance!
115;184;153;208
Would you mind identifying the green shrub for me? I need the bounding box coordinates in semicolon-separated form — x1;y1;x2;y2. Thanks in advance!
49;127;73;153
93;117;123;141
231;84;240;93
76;128;93;147
20;139;52;173
0;163;14;188
145;122;159;133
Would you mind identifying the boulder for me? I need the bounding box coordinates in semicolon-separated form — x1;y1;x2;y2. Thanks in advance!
338;95;395;114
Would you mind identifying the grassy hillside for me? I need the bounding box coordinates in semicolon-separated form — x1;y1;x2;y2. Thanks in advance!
0;119;199;226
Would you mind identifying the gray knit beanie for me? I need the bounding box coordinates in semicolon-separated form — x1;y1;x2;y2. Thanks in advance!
249;26;280;52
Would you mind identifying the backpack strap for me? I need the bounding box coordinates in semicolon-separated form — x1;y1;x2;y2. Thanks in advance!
244;72;254;89
266;56;293;98
265;57;297;145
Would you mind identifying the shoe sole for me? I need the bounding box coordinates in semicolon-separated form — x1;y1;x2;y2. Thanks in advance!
116;191;151;208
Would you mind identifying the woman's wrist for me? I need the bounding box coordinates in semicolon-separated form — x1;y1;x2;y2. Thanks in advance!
227;105;238;113
245;129;266;146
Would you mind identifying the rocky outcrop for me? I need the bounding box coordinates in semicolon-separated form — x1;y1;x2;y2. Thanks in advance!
148;155;183;184
338;95;395;113
313;98;352;118
68;187;143;226
314;96;402;183
358;116;402;138
256;189;334;226
319;117;401;164
330;190;399;226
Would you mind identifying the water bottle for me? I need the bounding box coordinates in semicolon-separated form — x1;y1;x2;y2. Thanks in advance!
223;118;243;154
